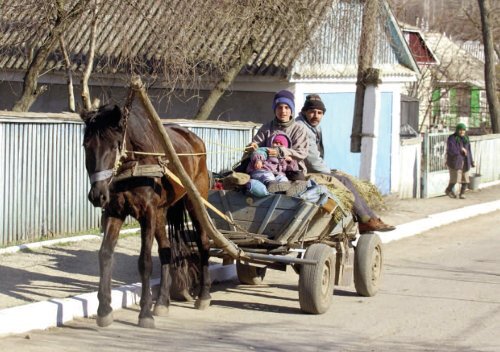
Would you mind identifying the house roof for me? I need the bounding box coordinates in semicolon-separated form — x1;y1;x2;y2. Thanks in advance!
292;1;419;80
400;25;438;65
0;0;418;82
422;32;485;88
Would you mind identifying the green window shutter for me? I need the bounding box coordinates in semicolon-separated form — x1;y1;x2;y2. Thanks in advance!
470;88;480;127
432;89;441;118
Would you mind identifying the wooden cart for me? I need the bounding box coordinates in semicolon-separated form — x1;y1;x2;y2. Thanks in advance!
207;189;383;314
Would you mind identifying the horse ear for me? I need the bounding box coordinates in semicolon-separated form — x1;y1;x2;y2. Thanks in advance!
108;105;123;128
80;109;94;125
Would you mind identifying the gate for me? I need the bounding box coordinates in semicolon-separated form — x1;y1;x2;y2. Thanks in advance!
422;132;449;198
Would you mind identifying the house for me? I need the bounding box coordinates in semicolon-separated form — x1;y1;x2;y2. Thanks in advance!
0;0;419;195
401;25;490;133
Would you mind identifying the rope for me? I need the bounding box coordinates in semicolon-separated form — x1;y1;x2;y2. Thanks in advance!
204;140;246;153
124;149;207;157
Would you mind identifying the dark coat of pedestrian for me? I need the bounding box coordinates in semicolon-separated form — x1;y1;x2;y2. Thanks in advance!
445;123;475;199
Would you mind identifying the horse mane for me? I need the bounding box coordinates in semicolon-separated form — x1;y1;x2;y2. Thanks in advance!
125;97;165;153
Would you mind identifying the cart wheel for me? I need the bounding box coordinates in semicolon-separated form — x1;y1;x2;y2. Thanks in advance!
354;233;383;297
236;262;267;285
299;243;335;314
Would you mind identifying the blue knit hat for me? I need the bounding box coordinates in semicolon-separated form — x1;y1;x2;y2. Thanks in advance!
272;90;295;115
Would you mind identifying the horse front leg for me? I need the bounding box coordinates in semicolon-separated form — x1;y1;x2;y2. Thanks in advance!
137;210;156;328
192;217;212;310
153;210;171;317
97;214;123;327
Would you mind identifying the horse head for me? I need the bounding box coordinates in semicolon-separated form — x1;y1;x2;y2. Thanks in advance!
81;104;126;208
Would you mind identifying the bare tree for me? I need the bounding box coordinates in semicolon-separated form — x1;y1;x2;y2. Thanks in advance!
59;36;75;111
11;0;90;112
80;0;98;110
478;0;500;133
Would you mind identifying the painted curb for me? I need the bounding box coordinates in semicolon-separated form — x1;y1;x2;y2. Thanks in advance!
378;199;500;243
0;264;236;337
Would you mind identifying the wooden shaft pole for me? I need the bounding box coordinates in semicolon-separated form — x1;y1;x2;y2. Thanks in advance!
130;75;244;260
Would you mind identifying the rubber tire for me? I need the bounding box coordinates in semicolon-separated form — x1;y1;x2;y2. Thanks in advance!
236;262;267;285
298;243;336;314
354;233;383;297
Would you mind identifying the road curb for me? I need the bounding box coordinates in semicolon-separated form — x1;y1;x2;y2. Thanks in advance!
378;199;500;243
0;264;236;337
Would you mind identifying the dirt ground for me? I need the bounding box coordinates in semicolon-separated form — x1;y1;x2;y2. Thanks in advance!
0;234;154;309
1;185;500;311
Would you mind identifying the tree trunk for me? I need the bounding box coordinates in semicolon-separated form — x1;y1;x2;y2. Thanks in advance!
12;0;89;112
478;0;500;133
194;39;254;120
351;0;379;152
59;36;75;112
81;2;98;111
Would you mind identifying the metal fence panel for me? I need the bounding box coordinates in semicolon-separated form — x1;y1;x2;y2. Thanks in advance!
0;120;102;245
0;116;258;246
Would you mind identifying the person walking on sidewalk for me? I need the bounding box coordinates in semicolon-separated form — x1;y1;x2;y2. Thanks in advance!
445;123;475;199
295;94;395;233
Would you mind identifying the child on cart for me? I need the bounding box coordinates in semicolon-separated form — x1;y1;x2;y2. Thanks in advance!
246;132;299;192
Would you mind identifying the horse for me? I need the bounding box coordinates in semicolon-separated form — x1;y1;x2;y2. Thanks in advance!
80;97;211;328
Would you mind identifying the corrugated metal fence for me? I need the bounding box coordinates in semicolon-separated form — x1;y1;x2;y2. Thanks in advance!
0;113;258;246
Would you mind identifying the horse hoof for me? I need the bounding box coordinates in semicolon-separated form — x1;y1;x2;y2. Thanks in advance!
153;305;169;317
138;317;155;329
180;289;194;302
96;312;114;327
195;298;211;310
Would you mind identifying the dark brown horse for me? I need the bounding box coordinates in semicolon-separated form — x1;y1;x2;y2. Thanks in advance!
80;98;211;328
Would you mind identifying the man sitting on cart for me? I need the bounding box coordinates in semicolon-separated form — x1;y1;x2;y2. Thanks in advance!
295;94;395;233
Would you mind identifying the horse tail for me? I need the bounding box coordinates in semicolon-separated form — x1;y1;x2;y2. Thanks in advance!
166;198;200;300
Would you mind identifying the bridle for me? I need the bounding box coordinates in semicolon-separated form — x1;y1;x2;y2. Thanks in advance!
87;104;131;186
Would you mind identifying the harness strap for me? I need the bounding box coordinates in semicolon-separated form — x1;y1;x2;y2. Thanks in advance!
113;164;165;181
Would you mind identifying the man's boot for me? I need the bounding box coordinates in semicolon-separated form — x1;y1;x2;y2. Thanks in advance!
445;183;457;198
459;183;468;199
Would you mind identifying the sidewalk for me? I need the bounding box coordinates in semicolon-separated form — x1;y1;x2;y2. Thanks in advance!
1;182;500;336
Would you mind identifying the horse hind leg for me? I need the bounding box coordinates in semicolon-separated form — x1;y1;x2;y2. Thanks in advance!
137;211;157;329
97;215;123;327
153;212;171;317
190;213;212;310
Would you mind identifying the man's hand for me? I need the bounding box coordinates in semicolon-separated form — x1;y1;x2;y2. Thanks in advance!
245;142;258;153
267;148;278;157
461;147;468;156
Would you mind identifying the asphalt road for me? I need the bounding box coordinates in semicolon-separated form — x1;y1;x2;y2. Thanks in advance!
1;211;499;352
